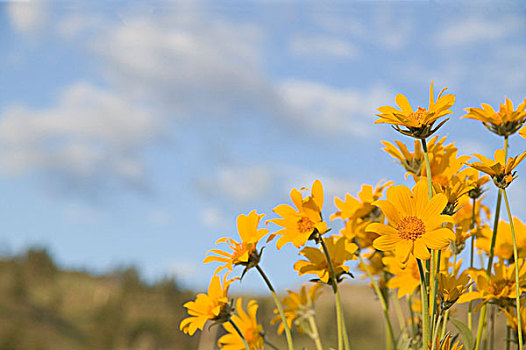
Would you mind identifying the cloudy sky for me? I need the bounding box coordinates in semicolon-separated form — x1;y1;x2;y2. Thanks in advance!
1;1;526;293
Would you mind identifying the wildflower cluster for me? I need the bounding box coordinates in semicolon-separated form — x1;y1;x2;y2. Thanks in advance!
180;83;526;350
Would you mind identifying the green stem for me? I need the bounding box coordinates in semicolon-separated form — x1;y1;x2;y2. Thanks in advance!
407;296;418;342
430;313;443;350
359;254;396;349
475;304;488;350
421;138;433;200
307;312;324;350
417;259;430;350
506;323;511;350
255;265;294;350
394;295;408;339
440;309;450;339
430;250;441;340
475;187;503;348
264;337;280;350
320;237;349;350
229;319;251;350
503;188;524;350
468;197;476;331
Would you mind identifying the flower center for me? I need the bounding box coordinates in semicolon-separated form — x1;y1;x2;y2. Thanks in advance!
487;278;514;296
408;107;428;125
297;216;315;234
397;216;426;241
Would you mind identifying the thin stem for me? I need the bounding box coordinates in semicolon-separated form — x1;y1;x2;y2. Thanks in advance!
229;319;251;350
468;197;476;331
475;188;504;348
307;312;324;350
359;254;396;349
503;188;524;350
264;337;280;350
440;309;450;339
417;259;430;350
421;138;433;200
507;323;511;350
394;295;409;338
255;265;294;350
430;313;443;350
407;296;418;342
475;305;488;350
486;190;503;274
320;237;348;350
421;137;433;349
430;250;441;339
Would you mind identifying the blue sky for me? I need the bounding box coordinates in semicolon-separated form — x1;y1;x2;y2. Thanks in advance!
1;1;526;293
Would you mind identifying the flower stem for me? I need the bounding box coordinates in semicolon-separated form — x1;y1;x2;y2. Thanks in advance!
229;319;251;350
475;304;488;350
407;295;417;342
359;254;396;349
430;313;443;350
417;259;430;350
307;312;324;350
264;337;280;350
421;138;433;200
255;265;294;350
468;196;476;331
502;188;524;350
475;187;503;349
320;237;350;350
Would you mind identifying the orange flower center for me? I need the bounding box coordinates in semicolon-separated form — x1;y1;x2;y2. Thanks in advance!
297;216;315;234
487;278;514;296
408;107;428;125
397;216;426;241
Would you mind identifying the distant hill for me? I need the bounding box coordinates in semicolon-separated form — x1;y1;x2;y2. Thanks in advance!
0;248;198;350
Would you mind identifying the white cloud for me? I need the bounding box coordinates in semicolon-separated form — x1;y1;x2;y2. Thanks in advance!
436;16;522;48
198;164;273;203
201;207;230;229
278;80;392;137
89;15;282;119
7;0;48;35
289;35;358;59
0;83;159;193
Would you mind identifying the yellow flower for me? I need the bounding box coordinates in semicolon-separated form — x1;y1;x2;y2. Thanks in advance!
331;180;392;249
204;210;269;275
438;262;472;310
476;218;526;260
463;168;490;199
331;180;392;222
294;235;358;284
384;256;421;298
382;136;455;179
430;334;464;350
502;303;526;341
271;284;323;335
358;250;388;288
453;195;490;229
458;261;526;308
376;81;455;139
367;180;455;266
463;97;526;137
218;298;264;350
180;275;235;336
468;148;526;188
267;180;327;249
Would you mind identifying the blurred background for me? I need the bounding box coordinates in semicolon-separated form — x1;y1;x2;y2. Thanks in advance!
0;1;525;349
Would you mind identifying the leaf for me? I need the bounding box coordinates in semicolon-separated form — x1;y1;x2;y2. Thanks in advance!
450;317;474;350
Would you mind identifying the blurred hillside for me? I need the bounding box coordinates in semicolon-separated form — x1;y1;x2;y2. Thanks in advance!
0;248;389;349
0;248;198;350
